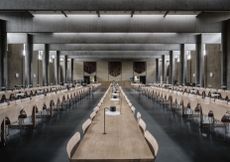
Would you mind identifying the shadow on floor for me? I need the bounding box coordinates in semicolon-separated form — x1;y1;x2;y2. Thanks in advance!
0;88;105;162
124;88;230;162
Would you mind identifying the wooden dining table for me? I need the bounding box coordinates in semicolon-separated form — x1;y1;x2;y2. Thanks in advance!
71;87;154;162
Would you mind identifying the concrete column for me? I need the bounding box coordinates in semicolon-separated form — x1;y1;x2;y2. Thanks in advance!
55;51;60;85
180;44;187;85
24;34;33;87
64;55;68;83
169;51;175;84
221;20;230;89
161;55;165;83
155;58;159;83
0;20;7;89
196;34;205;87
70;58;74;82
42;44;49;86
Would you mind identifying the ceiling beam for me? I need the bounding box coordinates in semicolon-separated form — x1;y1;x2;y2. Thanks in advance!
0;0;229;11
163;11;169;18
33;43;196;51
61;11;68;17
60;51;168;59
31;33;221;44
0;12;221;33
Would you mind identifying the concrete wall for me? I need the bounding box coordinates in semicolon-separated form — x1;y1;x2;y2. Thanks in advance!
175;45;221;88
7;44;24;89
73;61;83;81
31;51;38;86
205;44;221;88
67;59;71;81
190;51;196;84
73;60;155;83
97;61;108;82
6;46;63;87
146;59;155;83
122;61;133;81
49;61;55;85
175;60;180;84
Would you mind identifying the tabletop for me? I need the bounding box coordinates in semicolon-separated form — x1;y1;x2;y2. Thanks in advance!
72;87;154;162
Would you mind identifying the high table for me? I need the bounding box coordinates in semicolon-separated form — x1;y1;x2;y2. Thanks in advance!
72;87;154;162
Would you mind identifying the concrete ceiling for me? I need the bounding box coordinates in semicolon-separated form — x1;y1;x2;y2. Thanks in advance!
1;0;228;59
60;51;169;59
0;13;222;33
0;0;229;11
33;44;196;51
8;33;221;44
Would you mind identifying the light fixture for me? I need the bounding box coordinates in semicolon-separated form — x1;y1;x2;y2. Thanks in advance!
187;51;191;60
210;72;214;78
96;10;100;17
51;54;55;59
22;44;26;56
131;10;135;18
60;56;64;61
49;58;53;63
203;44;206;56
163;11;169;18
15;73;19;78
38;51;43;60
61;11;68;17
203;49;206;56
177;57;180;63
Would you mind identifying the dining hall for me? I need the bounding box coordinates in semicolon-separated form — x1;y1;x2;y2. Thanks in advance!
0;1;230;162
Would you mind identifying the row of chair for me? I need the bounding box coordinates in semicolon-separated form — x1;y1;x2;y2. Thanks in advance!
133;83;230;134
66;84;111;161
138;116;159;159
82;84;112;134
0;85;65;103
120;87;159;160
0;84;101;146
140;83;230;101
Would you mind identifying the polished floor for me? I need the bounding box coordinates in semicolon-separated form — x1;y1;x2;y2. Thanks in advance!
0;88;105;162
124;88;230;162
1;87;230;162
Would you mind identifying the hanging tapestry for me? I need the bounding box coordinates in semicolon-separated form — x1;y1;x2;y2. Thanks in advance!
84;62;96;74
109;62;122;77
133;62;146;74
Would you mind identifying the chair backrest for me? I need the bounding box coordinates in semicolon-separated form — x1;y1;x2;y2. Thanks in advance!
136;112;141;122
94;106;99;113
138;118;146;133
90;111;96;120
131;106;135;114
144;130;159;158
66;132;81;159
128;102;132;107
82;118;92;134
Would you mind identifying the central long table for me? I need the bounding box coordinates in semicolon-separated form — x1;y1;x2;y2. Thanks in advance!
72;87;154;162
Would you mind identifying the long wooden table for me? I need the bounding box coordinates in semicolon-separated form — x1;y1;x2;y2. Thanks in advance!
72;87;154;162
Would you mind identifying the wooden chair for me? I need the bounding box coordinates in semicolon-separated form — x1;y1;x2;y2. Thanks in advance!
90;111;96;120
82;118;92;134
66;132;81;159
131;106;135;114
144;130;159;159
136;112;141;122
94;106;99;113
138;118;146;133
